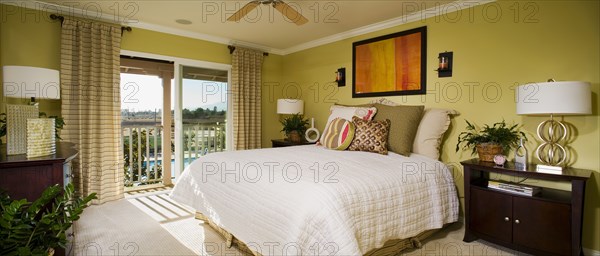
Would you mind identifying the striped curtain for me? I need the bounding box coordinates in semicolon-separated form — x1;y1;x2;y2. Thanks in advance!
60;18;123;204
231;48;264;150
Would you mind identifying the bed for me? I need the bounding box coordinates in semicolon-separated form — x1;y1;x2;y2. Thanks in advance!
170;145;459;255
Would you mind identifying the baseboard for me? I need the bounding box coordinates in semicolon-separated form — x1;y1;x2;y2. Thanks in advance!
584;247;600;256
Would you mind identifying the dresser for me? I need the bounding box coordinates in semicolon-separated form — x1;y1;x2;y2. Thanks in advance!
0;142;78;201
1;142;78;256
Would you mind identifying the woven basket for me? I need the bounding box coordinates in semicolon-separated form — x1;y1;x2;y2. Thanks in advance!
476;143;503;162
287;131;302;143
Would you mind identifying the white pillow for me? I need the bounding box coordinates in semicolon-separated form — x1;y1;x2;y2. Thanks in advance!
370;98;458;160
321;105;377;142
412;108;458;160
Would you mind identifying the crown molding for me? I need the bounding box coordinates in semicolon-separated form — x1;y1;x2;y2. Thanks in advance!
5;0;494;56
280;0;495;55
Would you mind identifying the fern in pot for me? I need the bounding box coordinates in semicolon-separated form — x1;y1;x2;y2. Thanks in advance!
455;120;526;162
280;114;309;143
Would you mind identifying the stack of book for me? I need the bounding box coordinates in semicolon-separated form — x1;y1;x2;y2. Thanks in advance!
488;180;541;196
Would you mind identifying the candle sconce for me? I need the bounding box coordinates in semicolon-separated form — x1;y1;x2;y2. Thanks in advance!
335;68;345;87
435;52;453;77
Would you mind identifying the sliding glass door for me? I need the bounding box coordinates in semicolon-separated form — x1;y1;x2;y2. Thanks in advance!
173;64;231;178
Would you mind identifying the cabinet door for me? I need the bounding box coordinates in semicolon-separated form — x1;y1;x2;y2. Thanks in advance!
513;197;571;255
470;187;513;243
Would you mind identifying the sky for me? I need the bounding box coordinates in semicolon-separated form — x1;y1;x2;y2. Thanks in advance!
120;73;228;112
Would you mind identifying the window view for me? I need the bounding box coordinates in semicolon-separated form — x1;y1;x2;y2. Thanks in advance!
120;57;174;187
121;73;171;187
180;66;228;169
120;58;228;187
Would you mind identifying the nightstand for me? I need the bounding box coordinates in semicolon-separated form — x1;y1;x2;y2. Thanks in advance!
271;139;315;148
461;159;591;256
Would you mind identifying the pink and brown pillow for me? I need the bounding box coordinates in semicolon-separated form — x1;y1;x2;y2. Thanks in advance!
347;116;391;155
320;118;355;150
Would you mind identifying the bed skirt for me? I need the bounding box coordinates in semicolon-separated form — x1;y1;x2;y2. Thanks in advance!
195;212;445;256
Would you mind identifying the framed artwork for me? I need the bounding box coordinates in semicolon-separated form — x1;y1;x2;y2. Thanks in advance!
352;26;427;98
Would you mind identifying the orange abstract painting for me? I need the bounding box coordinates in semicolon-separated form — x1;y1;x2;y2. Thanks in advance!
353;27;426;97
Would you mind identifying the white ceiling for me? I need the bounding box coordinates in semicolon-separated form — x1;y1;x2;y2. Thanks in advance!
32;0;489;54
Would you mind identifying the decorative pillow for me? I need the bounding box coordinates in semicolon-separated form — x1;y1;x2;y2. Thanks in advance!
322;105;377;136
320;118;355;150
413;108;458;160
347;116;391;155
371;103;424;156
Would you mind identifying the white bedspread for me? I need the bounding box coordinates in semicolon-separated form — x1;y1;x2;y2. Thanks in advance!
170;145;459;255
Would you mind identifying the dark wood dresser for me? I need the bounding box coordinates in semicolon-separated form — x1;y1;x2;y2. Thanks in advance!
1;142;78;256
461;159;591;256
0;142;78;201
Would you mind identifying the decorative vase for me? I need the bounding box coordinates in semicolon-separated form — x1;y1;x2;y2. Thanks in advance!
287;131;302;143
476;143;503;162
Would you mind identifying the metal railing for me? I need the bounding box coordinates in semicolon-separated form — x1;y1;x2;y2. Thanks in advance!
122;123;225;187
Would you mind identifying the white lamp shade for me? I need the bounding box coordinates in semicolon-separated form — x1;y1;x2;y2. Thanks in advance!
2;66;60;99
277;99;304;114
516;81;591;115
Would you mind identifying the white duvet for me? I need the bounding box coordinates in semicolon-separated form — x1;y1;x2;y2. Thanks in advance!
170;145;459;255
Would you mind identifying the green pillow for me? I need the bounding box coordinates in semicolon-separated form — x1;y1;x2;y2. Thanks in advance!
372;103;424;156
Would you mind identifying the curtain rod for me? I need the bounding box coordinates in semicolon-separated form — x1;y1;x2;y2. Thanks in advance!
49;14;132;35
228;45;269;56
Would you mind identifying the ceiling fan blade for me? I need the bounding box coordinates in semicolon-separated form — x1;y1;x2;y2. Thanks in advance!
273;1;308;25
227;1;260;22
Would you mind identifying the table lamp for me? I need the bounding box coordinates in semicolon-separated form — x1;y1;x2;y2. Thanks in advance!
516;80;591;170
3;66;60;155
277;99;303;115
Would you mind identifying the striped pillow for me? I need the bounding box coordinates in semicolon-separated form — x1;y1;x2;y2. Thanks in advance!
320;118;355;150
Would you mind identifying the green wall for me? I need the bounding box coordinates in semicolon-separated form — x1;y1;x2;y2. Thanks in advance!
0;4;282;147
1;0;599;252
280;0;599;251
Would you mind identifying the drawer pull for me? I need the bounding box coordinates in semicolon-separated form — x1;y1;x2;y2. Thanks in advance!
514;219;520;224
504;217;510;222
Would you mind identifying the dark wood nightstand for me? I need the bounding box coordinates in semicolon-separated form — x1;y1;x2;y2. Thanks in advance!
271;139;315;148
461;159;591;256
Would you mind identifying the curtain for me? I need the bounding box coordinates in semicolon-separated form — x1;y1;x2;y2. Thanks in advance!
231;47;264;150
60;18;123;204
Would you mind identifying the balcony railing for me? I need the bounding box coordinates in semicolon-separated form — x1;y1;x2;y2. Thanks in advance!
122;123;225;187
122;125;164;187
182;123;226;163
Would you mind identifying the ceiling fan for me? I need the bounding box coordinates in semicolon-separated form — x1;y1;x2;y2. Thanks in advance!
227;0;309;25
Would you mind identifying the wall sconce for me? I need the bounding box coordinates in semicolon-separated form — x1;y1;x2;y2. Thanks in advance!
436;52;453;77
335;68;345;87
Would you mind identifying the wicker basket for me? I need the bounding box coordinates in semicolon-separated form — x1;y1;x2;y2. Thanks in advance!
476;143;503;162
287;131;302;143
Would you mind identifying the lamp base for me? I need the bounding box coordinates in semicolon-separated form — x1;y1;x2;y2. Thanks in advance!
535;116;568;166
6;104;39;155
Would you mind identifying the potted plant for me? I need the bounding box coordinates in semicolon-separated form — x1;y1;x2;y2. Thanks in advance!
455;120;526;162
0;184;97;255
280;114;309;143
